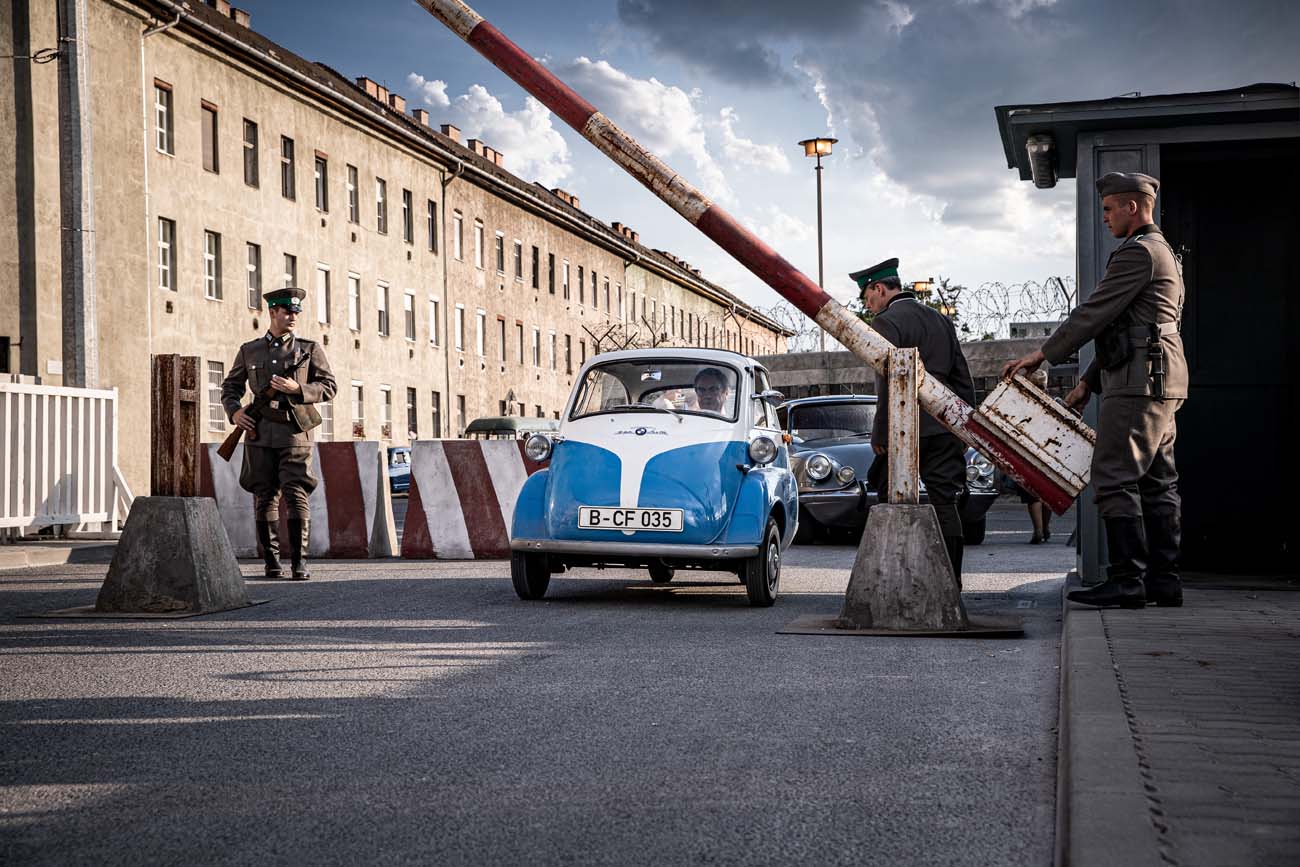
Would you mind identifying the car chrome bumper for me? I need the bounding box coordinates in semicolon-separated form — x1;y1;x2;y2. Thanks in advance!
511;539;759;558
800;486;865;528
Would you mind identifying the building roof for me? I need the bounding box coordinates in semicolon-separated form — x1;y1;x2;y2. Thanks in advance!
995;83;1299;181
139;0;792;336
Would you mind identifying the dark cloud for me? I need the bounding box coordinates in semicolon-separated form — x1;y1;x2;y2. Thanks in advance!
619;0;1300;230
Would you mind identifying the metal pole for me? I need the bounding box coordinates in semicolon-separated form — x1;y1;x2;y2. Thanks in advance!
412;0;1084;514
815;153;825;353
57;0;98;387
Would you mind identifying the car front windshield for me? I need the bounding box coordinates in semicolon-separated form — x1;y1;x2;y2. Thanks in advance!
570;360;740;421
789;402;876;443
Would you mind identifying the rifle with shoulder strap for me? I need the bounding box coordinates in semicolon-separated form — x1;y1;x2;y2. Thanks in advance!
216;351;313;462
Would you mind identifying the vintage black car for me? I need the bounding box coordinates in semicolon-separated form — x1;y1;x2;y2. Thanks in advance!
777;395;997;545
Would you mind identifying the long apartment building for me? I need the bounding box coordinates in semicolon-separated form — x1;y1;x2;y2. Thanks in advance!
1;0;791;496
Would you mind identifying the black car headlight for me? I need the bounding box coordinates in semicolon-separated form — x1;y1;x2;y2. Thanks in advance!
806;453;832;481
524;433;553;462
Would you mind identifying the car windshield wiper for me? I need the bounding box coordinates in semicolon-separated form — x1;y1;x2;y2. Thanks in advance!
608;403;684;423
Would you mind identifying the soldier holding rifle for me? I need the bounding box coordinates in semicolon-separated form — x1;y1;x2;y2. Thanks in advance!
221;287;336;580
1004;172;1187;609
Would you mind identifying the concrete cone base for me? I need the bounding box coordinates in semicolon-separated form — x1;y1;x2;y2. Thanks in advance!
88;496;253;616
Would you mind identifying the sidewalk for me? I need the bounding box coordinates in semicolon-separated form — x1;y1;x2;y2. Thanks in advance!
0;541;117;571
1060;574;1300;867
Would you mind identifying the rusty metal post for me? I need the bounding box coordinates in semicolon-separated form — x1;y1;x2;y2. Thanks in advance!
412;0;1091;515
886;348;920;506
151;354;200;496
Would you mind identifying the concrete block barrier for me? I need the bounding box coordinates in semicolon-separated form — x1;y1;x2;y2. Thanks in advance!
401;440;546;559
199;442;397;558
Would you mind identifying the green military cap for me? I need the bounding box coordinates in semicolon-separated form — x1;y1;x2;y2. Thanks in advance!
849;258;899;290
1096;171;1159;199
264;286;307;312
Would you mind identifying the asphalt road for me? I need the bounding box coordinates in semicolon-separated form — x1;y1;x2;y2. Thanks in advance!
1;502;1072;866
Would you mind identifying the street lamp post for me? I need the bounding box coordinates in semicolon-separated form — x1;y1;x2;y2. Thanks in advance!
798;137;837;352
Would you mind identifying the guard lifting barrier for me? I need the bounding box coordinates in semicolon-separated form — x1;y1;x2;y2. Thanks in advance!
401;439;546;559
0;381;133;539
199;441;396;558
414;0;1095;513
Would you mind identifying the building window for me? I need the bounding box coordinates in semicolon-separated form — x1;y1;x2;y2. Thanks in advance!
203;230;222;300
351;382;365;439
535;405;544;419
531;246;539;289
315;265;330;324
453;211;463;260
347;273;361;331
242;119;258;187
513;240;523;281
454;304;465;351
476;309;486;356
404;291;416;341
157;217;175;291
402;189;413;244
346;164;358;223
426;199;438;252
283;253;297;288
314;154;329;212
379;385;393;439
280;136;295;200
577;266;585;305
548;253;556;295
590;271;597;306
406;387;418;440
375;178;388;234
497;318;506;362
154;81;173;154
579;339;586;364
200;101;219;173
246;242;261;310
604;278;610;312
565;334;572;374
549;331;557;370
495;232;505;273
474;221;484;269
456;395;466;438
429;297;440;345
531;326;541;367
515;322;524;364
317;399;334;441
618;284;624;320
562;261;570;300
376;283;389;336
431;391;442;438
206;361;225;433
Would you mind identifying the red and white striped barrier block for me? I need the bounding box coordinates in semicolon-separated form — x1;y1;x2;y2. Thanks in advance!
199;441;397;558
401;439;546;559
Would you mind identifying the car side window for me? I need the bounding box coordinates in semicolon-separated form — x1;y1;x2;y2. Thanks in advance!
754;370;779;430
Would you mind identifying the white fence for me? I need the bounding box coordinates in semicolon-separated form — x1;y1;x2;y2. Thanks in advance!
0;381;133;538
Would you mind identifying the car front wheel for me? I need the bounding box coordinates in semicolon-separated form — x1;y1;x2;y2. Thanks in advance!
648;562;675;584
743;518;782;607
962;517;987;546
511;551;551;600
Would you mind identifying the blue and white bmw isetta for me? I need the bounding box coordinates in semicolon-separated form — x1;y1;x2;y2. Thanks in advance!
510;348;798;606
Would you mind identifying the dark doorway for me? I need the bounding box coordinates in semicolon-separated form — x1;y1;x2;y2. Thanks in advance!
1161;138;1299;574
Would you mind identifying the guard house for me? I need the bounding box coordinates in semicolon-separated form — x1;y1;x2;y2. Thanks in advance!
995;84;1299;581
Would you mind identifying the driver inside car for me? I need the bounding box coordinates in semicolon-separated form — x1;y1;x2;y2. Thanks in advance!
693;367;731;415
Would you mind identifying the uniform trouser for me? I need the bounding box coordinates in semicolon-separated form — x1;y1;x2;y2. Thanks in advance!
1091;396;1182;520
239;445;317;521
874;432;967;575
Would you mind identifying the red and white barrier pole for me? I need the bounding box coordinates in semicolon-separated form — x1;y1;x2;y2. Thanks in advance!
413;0;1080;514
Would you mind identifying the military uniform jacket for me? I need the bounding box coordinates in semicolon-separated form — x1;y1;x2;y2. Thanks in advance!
870;292;976;441
221;332;337;447
1042;225;1187;399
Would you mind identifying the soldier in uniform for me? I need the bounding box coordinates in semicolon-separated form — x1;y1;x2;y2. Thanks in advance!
222;287;337;580
1004;172;1187;608
854;258;977;586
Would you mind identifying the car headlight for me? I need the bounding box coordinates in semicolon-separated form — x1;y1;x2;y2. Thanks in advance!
836;465;856;484
806;453;832;481
524;433;553;462
965;464;981;482
748;436;777;465
971;452;994;475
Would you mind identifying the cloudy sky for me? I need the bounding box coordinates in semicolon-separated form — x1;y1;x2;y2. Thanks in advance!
240;0;1296;315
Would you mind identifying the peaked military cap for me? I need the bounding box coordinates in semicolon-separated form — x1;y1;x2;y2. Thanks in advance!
1096;171;1159;199
264;286;306;311
849;258;900;290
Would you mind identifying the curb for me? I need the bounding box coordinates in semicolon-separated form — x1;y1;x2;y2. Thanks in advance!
0;543;117;571
1056;573;1163;867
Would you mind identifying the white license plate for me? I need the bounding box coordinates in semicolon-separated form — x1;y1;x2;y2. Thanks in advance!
578;506;684;532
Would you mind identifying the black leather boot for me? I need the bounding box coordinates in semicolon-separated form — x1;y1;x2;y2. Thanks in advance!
1068;516;1147;608
256;520;283;579
287;518;311;580
1143;510;1183;607
944;535;964;590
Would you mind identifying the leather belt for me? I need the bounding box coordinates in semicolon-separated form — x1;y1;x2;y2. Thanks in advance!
261;408;295;424
1126;322;1179;337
